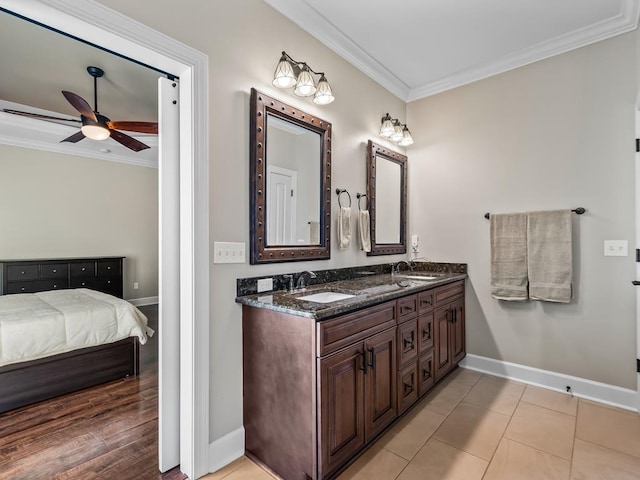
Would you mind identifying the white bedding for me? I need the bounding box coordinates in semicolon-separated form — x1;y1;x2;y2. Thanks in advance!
0;288;150;368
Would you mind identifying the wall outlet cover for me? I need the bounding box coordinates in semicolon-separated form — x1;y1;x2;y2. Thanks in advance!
604;240;628;257
257;278;273;293
214;241;246;263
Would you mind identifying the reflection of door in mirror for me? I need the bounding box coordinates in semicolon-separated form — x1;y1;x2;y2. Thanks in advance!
375;159;401;243
266;115;321;246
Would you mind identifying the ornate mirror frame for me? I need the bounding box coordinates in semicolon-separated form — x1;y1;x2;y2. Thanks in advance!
249;88;332;264
366;140;408;256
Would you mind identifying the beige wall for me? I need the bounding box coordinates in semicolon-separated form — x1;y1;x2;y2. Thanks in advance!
408;32;637;389
97;0;406;442
0;144;158;299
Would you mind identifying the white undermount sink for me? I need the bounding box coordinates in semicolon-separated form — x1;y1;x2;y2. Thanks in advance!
296;291;356;304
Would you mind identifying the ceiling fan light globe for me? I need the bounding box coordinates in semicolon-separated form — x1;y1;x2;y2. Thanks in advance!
81;124;111;141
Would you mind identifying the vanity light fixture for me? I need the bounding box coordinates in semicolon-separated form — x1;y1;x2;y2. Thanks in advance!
272;51;335;105
379;113;414;146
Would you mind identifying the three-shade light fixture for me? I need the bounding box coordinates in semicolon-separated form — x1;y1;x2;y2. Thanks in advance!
379;113;414;146
272;51;335;105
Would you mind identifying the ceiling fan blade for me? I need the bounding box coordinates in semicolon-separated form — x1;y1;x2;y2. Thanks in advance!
61;90;97;121
110;129;150;152
107;121;158;134
2;109;82;123
60;130;86;143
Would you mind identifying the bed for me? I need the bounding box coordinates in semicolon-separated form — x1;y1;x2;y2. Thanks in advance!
0;257;150;413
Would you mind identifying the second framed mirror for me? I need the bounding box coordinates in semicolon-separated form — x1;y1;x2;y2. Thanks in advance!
366;140;407;256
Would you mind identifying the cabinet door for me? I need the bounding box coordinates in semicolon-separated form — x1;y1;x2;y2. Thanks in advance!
319;343;366;477
364;328;397;442
397;361;418;414
418;351;435;396
451;299;465;365
434;305;452;381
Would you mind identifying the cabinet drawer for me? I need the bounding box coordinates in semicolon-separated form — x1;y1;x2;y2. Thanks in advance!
70;262;95;277
418;351;435;397
8;280;68;294
397;319;418;367
418;291;434;312
93;278;123;298
7;265;38;281
318;301;396;356
40;263;68;279
434;281;464;306
418;312;434;354
70;278;93;289
397;361;418;414
397;295;418;323
97;260;120;277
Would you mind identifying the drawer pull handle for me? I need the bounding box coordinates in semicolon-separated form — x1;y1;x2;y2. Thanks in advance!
21;271;25;275
107;266;111;270
53;285;57;288
21;287;25;291
422;326;431;340
81;282;86;286
400;306;414;314
107;281;111;284
367;348;375;369
404;338;414;349
403;381;414;394
81;268;86;271
52;269;57;273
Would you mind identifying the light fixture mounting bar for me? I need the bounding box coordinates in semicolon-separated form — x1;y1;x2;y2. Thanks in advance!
280;51;324;77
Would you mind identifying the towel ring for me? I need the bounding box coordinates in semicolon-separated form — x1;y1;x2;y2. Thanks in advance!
356;193;368;211
336;188;352;208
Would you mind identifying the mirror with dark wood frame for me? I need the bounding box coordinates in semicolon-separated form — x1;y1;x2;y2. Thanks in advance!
366;140;407;256
249;88;332;264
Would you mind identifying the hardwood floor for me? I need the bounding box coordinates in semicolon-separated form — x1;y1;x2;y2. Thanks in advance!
0;304;184;480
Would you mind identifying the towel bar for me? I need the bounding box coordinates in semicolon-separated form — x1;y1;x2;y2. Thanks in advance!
484;208;586;219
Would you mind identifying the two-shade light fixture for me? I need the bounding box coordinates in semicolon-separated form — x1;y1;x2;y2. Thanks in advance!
272;51;335;105
379;113;414;146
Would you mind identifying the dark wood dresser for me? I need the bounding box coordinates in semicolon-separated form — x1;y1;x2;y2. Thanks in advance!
0;257;124;298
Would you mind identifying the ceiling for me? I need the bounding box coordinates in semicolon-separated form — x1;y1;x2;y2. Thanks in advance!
265;0;640;101
0;9;162;165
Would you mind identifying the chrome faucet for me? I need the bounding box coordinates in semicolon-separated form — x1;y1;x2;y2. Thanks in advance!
392;260;412;276
283;274;295;292
296;270;317;289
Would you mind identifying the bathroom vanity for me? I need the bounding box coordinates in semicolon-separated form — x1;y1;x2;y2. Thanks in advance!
237;267;466;480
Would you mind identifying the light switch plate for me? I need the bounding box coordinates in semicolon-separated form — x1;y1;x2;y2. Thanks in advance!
214;241;246;263
604;240;628;257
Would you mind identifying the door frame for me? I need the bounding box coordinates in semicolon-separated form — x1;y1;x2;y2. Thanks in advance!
266;164;297;245
0;1;210;478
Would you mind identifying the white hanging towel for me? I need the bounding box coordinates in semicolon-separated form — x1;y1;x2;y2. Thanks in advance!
527;209;572;303
358;209;371;252
338;206;351;249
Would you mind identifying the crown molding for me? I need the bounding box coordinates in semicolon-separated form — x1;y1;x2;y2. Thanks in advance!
263;0;411;101
408;0;640;101
265;0;640;103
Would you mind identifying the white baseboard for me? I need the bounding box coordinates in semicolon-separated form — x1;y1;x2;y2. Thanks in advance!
208;426;245;474
459;354;638;412
126;296;159;307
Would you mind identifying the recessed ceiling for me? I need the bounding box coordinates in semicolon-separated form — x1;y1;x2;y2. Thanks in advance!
265;0;639;101
0;9;162;164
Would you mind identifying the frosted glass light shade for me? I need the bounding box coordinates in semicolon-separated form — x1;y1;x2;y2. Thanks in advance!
398;126;414;146
313;76;334;105
272;56;297;89
294;66;316;97
81;124;110;140
379;114;395;137
391;121;403;142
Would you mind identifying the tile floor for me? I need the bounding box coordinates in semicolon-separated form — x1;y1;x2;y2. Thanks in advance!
202;368;640;480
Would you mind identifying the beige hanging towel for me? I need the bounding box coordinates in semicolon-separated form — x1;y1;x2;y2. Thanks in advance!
490;212;529;301
527;209;572;303
358;209;371;252
338;206;351;249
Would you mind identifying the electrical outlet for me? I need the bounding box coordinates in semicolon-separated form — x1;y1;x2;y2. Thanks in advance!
214;241;246;263
604;240;628;257
257;278;273;293
411;234;419;253
133;282;139;290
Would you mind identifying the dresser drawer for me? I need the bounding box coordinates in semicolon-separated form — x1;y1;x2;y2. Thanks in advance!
8;280;68;294
93;278;122;297
40;263;68;279
397;294;418;323
7;265;38;282
97;260;120;277
318;301;397;356
70;278;93;289
70;262;95;277
434;281;464;306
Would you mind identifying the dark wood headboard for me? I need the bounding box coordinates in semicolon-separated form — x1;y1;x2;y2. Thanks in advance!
0;257;125;298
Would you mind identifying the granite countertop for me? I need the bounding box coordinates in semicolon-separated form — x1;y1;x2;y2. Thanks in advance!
235;271;467;321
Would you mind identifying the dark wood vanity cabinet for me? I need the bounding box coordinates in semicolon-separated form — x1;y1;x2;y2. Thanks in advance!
242;279;465;480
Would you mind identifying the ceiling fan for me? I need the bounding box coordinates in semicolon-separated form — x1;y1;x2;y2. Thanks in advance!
2;66;158;152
